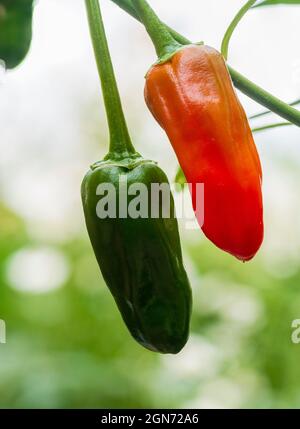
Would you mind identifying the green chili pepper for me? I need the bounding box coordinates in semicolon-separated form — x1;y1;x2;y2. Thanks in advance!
82;157;192;354
0;0;33;69
82;0;192;354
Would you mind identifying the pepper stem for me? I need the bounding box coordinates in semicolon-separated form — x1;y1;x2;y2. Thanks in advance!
85;0;136;157
131;0;182;60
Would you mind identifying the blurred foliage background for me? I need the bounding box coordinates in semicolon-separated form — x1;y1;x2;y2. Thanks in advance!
0;0;300;408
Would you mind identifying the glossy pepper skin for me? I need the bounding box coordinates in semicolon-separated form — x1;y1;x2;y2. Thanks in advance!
81;155;192;354
145;44;263;261
0;0;33;69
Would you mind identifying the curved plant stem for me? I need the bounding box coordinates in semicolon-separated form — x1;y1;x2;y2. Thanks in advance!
221;0;257;61
131;0;181;59
85;0;136;157
250;98;300;120
110;0;300;127
252;0;300;8
252;121;292;133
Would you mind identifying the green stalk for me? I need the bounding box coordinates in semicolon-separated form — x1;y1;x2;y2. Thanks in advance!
85;0;136;158
111;0;140;19
112;0;191;45
252;122;292;133
250;98;300;120
131;0;182;60
110;0;300;127
228;67;300;126
221;0;257;60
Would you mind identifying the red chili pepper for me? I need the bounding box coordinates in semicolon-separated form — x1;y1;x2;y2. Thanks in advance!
145;45;263;261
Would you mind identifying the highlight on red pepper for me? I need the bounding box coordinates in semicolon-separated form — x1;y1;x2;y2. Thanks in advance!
131;0;264;262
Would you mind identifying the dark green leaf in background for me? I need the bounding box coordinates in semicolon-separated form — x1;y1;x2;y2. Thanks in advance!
0;0;33;69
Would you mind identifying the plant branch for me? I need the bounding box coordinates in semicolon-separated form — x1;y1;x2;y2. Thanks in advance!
228;67;300;126
250;98;300;120
131;0;181;59
85;0;136;156
112;0;190;44
252;122;292;133
221;0;257;60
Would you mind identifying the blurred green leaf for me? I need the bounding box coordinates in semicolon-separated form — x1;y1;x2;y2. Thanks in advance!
0;0;33;69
